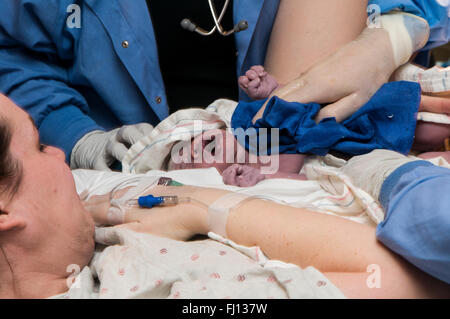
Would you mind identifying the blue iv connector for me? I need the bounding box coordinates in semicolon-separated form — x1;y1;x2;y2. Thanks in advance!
137;195;165;208
135;195;180;209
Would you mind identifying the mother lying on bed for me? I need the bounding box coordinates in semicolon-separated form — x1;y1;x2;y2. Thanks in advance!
1;96;449;299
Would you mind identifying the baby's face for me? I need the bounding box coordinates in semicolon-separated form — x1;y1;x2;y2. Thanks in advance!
167;129;250;172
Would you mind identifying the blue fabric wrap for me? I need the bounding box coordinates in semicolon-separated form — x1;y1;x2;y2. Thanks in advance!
231;81;421;156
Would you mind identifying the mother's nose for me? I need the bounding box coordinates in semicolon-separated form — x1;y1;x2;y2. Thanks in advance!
46;146;66;161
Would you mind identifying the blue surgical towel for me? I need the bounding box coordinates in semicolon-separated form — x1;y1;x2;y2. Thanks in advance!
231;81;421;156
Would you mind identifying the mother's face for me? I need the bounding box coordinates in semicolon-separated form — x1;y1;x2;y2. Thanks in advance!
0;95;94;266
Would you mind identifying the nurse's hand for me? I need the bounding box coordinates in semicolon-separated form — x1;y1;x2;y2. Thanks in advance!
339;149;418;204
253;27;397;124
70;123;154;170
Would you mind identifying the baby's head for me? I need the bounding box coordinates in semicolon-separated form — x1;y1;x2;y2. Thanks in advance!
167;129;255;172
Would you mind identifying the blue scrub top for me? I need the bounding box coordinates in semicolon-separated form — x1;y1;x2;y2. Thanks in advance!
0;0;448;160
0;0;279;160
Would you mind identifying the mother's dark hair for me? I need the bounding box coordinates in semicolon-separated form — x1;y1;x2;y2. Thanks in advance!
0;118;23;201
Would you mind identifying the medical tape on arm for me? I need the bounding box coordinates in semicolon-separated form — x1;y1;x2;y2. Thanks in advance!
208;192;270;238
380;12;430;68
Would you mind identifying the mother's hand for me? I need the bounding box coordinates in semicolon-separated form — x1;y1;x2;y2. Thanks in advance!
253;27;397;124
115;186;210;241
82;185;229;241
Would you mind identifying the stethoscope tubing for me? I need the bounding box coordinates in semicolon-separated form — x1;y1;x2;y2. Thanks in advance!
182;0;248;37
207;0;229;36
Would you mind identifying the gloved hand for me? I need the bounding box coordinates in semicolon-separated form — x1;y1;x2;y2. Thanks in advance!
70;123;154;170
339;150;419;201
253;11;430;124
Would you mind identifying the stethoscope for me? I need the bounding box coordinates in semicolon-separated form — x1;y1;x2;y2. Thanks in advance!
181;0;249;36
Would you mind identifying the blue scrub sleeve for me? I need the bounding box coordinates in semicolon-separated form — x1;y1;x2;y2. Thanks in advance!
0;0;103;161
369;0;450;50
377;161;450;284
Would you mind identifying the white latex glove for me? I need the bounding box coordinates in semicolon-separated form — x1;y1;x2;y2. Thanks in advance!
70;123;154;170
339;150;419;201
253;12;430;124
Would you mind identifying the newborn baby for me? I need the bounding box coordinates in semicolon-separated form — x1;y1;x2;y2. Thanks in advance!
239;65;450;158
167;128;307;187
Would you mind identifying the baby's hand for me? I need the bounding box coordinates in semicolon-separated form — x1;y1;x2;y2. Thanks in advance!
238;65;280;100
222;164;266;187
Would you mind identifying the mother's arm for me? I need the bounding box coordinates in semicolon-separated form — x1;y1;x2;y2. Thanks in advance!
107;185;449;299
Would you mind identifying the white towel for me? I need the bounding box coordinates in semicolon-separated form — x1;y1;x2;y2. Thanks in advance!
121;99;238;174
394;63;450;93
394;63;450;125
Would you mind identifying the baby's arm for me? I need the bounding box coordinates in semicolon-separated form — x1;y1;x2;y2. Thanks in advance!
222;154;307;187
222;164;306;187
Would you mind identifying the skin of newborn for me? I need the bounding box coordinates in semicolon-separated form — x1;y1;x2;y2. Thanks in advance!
238;65;281;100
413;121;450;152
239;65;450;157
167;129;306;187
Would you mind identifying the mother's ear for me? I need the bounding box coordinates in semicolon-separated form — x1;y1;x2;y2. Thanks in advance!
0;206;26;232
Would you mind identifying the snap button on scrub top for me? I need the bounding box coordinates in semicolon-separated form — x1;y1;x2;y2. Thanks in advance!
122;40;129;48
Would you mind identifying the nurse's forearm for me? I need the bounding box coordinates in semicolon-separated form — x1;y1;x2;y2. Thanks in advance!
265;0;368;84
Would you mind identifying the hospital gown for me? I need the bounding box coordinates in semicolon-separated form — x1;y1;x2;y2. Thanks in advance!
54;226;344;299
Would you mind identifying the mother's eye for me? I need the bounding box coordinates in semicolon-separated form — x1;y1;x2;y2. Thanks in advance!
39;144;48;152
